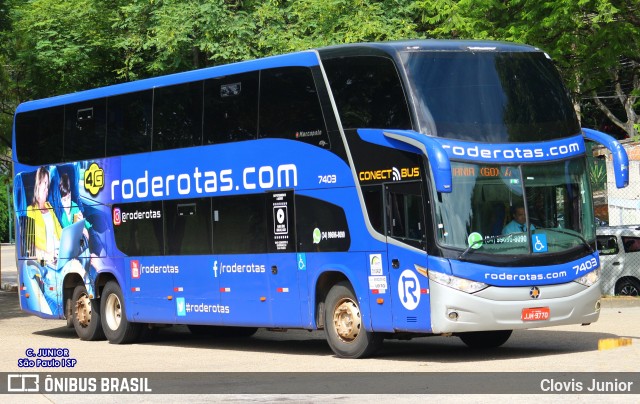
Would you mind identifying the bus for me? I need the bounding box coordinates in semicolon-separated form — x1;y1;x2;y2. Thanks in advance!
12;40;629;358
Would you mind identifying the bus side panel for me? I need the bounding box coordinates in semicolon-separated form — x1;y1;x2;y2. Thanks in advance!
172;255;222;325
125;256;176;323
216;254;271;327
363;251;395;333
387;243;431;332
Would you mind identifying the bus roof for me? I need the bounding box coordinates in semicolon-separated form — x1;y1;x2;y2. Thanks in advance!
15;50;320;114
15;39;539;114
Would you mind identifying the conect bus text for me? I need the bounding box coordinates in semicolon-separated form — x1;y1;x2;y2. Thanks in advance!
110;164;297;201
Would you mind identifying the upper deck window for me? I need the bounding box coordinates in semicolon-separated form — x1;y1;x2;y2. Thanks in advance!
402;51;580;142
323;56;411;130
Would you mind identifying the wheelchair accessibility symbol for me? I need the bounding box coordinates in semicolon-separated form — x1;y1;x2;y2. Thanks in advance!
533;234;548;253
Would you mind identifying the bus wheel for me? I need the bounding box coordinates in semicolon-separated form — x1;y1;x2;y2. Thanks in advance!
324;281;382;358
458;330;512;349
101;281;141;344
72;284;105;341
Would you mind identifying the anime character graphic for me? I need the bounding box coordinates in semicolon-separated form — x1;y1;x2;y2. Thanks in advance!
19;165;92;317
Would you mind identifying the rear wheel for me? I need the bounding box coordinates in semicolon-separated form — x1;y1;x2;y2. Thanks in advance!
458;330;512;349
615;278;640;296
71;284;105;341
324;281;382;358
101;281;141;344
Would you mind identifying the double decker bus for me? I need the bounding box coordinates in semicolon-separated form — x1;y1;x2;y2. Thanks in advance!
12;40;629;358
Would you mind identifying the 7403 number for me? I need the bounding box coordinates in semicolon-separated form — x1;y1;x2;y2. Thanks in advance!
318;175;337;184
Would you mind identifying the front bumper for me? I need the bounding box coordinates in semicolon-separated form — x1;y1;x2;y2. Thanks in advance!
430;280;601;333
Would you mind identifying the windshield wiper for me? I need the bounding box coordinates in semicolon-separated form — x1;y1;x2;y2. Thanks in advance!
533;227;594;253
458;233;519;260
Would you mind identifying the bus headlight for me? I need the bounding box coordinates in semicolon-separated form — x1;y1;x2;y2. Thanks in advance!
428;271;488;294
574;267;600;287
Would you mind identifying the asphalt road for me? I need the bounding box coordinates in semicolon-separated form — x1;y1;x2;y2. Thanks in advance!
1;244;638;402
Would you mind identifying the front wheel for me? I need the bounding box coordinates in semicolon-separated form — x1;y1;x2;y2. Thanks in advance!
100;281;141;344
324;281;382;358
71;284;105;341
458;330;512;349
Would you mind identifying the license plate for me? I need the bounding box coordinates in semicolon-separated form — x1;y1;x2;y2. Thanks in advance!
522;307;550;321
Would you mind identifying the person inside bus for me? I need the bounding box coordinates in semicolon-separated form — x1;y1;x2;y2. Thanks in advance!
502;204;535;235
27;166;62;263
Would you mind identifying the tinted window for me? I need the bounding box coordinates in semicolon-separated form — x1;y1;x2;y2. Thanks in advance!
402;52;580;141
212;194;267;254
362;185;384;234
621;236;640;253
64;99;106;161
164;198;212;255
259;67;329;148
386;181;426;249
15;107;64;165
113;201;164;256
296;195;350;252
323;56;411;130
153;82;203;151
596;236;619;255
106;91;153;156
203;71;259;144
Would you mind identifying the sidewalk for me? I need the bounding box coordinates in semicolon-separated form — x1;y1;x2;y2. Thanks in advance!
1;243;18;292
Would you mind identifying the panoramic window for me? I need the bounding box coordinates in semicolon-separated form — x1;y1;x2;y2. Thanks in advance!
153;82;203;151
106;91;153;156
259;67;329;148
203;71;259;144
323;56;411;130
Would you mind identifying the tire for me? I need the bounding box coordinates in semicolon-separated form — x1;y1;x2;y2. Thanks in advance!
324;281;382;358
614;278;640;296
458;330;512;349
100;281;141;344
188;325;258;338
71;284;105;341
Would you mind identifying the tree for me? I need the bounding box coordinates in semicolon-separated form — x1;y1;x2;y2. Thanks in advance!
414;0;640;138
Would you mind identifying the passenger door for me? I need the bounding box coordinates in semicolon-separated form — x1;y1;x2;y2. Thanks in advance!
384;181;431;332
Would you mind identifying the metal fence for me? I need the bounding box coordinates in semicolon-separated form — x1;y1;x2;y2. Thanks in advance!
592;149;640;296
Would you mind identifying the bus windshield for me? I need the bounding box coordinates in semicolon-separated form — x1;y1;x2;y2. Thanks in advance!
434;158;594;257
401;51;581;142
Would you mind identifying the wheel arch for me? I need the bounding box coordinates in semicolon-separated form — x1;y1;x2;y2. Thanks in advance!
313;267;371;330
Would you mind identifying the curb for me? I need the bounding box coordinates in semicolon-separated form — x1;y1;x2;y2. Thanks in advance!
1;283;18;292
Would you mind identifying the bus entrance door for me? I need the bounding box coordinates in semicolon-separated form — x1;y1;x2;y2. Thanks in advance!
384;182;431;332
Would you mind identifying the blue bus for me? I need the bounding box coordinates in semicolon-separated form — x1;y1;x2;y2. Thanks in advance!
12;40;629;358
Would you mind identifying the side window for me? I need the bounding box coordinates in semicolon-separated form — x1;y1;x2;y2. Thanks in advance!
64;99;106;162
596;236;619;255
259;67;330;148
212;194;267;254
164;198;212;255
15;107;64;166
113;201;164;256
621;236;640;253
323;56;412;130
153;82;203;151
295;195;351;252
385;181;426;249
203;71;259;144
362;185;384;234
106;91;153;156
